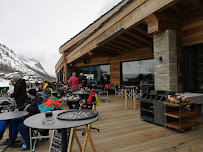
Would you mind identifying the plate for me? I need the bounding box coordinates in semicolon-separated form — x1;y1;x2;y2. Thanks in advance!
57;109;98;121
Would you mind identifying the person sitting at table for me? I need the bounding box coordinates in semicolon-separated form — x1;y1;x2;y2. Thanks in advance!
67;83;84;109
80;84;95;108
72;83;84;92
17;89;60;151
38;89;60;113
0;89;42;150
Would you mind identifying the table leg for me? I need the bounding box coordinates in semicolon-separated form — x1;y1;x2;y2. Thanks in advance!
1;120;13;152
82;125;96;152
68;128;82;152
61;129;68;152
125;88;128;110
74;128;82;151
133;88;136;110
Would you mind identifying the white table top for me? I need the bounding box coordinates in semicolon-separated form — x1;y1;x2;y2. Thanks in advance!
177;92;203;104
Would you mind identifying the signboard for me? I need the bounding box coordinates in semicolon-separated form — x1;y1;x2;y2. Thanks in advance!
49;128;72;152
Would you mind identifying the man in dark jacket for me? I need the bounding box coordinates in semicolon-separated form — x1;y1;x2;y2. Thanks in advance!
78;73;87;87
16;89;42;151
11;73;27;108
0;89;42;148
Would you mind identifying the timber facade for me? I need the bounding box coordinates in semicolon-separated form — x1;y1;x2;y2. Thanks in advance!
55;0;203;93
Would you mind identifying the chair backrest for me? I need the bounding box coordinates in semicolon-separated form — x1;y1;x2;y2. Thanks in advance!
105;84;111;89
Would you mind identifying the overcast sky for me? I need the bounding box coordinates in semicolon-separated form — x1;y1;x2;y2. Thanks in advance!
0;0;122;77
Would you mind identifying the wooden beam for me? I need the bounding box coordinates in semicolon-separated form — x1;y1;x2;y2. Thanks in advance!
105;43;128;52
144;14;159;34
133;26;152;38
95;48;121;54
110;40;133;50
93;51;117;56
171;4;184;16
101;45;124;53
59;1;127;54
66;0;180;63
121;33;149;46
118;36;143;47
126;30;152;45
144;13;181;34
87;51;93;56
113;38;138;49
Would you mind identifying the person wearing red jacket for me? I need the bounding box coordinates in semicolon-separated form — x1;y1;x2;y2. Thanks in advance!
82;84;95;103
68;72;79;91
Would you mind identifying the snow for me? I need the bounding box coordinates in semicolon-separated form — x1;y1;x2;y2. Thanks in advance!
0;44;37;75
97;0;123;18
0;78;9;87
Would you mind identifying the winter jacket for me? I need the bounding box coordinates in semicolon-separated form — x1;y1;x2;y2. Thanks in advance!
18;96;42;118
43;83;48;90
68;76;79;90
87;88;95;103
11;78;27;108
38;95;60;113
78;76;87;86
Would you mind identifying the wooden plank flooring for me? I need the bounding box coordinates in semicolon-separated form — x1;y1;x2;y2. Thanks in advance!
1;95;203;152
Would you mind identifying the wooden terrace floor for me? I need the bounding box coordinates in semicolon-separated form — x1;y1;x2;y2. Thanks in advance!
1;95;203;152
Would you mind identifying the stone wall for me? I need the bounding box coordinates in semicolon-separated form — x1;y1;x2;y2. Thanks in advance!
153;29;178;93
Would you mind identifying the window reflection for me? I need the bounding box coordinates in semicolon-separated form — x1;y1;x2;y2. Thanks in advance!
75;64;110;85
122;59;154;85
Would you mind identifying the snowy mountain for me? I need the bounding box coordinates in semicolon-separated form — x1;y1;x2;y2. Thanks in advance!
0;44;37;75
0;43;53;85
18;55;46;74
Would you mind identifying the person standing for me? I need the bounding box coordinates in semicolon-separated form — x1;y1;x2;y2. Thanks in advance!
11;73;27;108
68;72;79;91
7;79;14;95
78;73;87;86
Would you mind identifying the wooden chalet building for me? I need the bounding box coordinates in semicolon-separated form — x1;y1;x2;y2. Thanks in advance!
55;0;203;93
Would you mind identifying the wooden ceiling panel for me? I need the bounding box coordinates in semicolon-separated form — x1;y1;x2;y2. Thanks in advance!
117;36;143;48
101;45;125;53
110;40;133;50
121;33;149;47
127;29;152;45
113;37;139;49
105;43;128;52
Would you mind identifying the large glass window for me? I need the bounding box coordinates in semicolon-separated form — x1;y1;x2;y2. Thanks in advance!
183;43;203;92
75;64;110;85
122;59;154;85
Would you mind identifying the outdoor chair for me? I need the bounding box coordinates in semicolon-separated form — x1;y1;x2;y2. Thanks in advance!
29;108;59;151
115;85;124;98
29;128;50;152
99;90;108;103
79;95;100;136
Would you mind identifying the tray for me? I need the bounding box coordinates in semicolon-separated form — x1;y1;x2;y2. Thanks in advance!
57;109;98;121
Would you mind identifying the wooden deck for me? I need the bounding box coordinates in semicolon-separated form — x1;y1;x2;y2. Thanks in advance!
1;95;203;152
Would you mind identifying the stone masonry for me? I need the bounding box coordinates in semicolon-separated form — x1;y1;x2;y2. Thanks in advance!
153;29;178;93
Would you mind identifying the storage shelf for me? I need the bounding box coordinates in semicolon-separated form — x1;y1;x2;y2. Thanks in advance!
163;101;196;107
141;116;154;122
141;108;154;113
165;120;196;130
164;111;193;118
